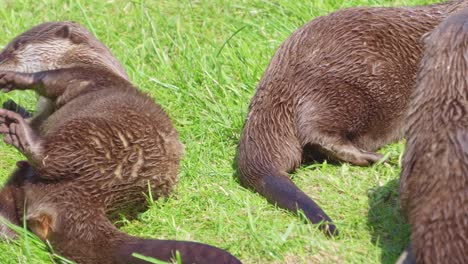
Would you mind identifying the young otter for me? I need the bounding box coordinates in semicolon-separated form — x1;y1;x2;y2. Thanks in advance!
1;162;241;264
237;0;468;235
0;21;182;220
398;7;468;264
0;22;241;263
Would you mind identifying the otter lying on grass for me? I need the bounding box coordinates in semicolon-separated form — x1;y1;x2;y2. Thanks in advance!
0;21;241;264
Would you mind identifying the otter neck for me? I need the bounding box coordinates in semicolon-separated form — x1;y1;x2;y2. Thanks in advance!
61;46;129;81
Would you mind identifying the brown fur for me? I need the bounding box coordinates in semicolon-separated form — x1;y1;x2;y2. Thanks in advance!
1;162;241;264
0;21;183;220
0;22;241;264
399;7;468;264
237;0;468;235
0;161;29;239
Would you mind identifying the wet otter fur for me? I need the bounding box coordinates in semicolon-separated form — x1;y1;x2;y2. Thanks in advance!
0;22;241;263
237;0;468;235
398;7;468;264
0;161;29;239
0;21;182;220
0;161;241;264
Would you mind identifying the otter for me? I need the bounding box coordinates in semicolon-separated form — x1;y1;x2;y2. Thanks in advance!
1;162;242;264
0;22;241;263
397;7;468;264
0;20;182;221
237;0;468;235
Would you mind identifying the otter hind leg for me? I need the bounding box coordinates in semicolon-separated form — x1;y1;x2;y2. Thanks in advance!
322;142;384;166
238;125;337;235
0;109;43;160
301;127;384;166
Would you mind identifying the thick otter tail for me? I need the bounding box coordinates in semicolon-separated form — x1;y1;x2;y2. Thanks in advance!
116;238;242;264
237;113;337;236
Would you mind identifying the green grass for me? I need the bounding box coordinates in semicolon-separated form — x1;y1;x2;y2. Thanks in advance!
0;0;439;263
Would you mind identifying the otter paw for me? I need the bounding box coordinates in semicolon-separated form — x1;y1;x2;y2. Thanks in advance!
0;109;40;156
333;146;385;166
0;71;34;92
356;151;385;166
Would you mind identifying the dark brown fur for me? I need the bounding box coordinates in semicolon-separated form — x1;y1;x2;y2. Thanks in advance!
0;161;29;239
0;22;241;264
1;162;241;264
237;0;468;235
399;7;468;264
0;21;182;221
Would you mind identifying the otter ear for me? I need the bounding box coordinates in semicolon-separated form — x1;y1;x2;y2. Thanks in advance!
27;213;52;241
55;25;70;39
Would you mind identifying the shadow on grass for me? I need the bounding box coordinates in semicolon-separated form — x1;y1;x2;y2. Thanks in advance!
367;178;410;264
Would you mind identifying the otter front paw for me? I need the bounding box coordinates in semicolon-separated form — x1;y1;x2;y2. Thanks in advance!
0;71;35;92
0;109;42;158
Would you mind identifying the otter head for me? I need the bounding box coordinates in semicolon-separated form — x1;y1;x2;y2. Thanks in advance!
26;202;118;263
0;21;128;80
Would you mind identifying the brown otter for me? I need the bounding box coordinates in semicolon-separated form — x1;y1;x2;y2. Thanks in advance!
0;22;241;263
1;162;242;264
0;21;182;220
237;0;468;235
397;6;468;264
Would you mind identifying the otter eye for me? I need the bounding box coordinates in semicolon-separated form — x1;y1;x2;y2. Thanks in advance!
13;40;25;50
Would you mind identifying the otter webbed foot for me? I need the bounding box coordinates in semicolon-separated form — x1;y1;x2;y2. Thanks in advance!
0;109;42;159
325;143;385;166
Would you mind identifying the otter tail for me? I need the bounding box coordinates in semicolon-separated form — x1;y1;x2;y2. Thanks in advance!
237;116;337;236
261;171;336;236
116;238;242;264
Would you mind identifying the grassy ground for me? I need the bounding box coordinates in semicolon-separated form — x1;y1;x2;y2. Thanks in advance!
0;0;440;263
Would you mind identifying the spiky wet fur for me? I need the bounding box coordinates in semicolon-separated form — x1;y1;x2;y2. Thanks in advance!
237;0;468;235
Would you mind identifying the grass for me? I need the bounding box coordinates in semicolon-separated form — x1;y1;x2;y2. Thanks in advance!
0;0;439;263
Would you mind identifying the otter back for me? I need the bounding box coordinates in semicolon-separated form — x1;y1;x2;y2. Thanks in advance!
237;0;468;235
399;6;468;264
